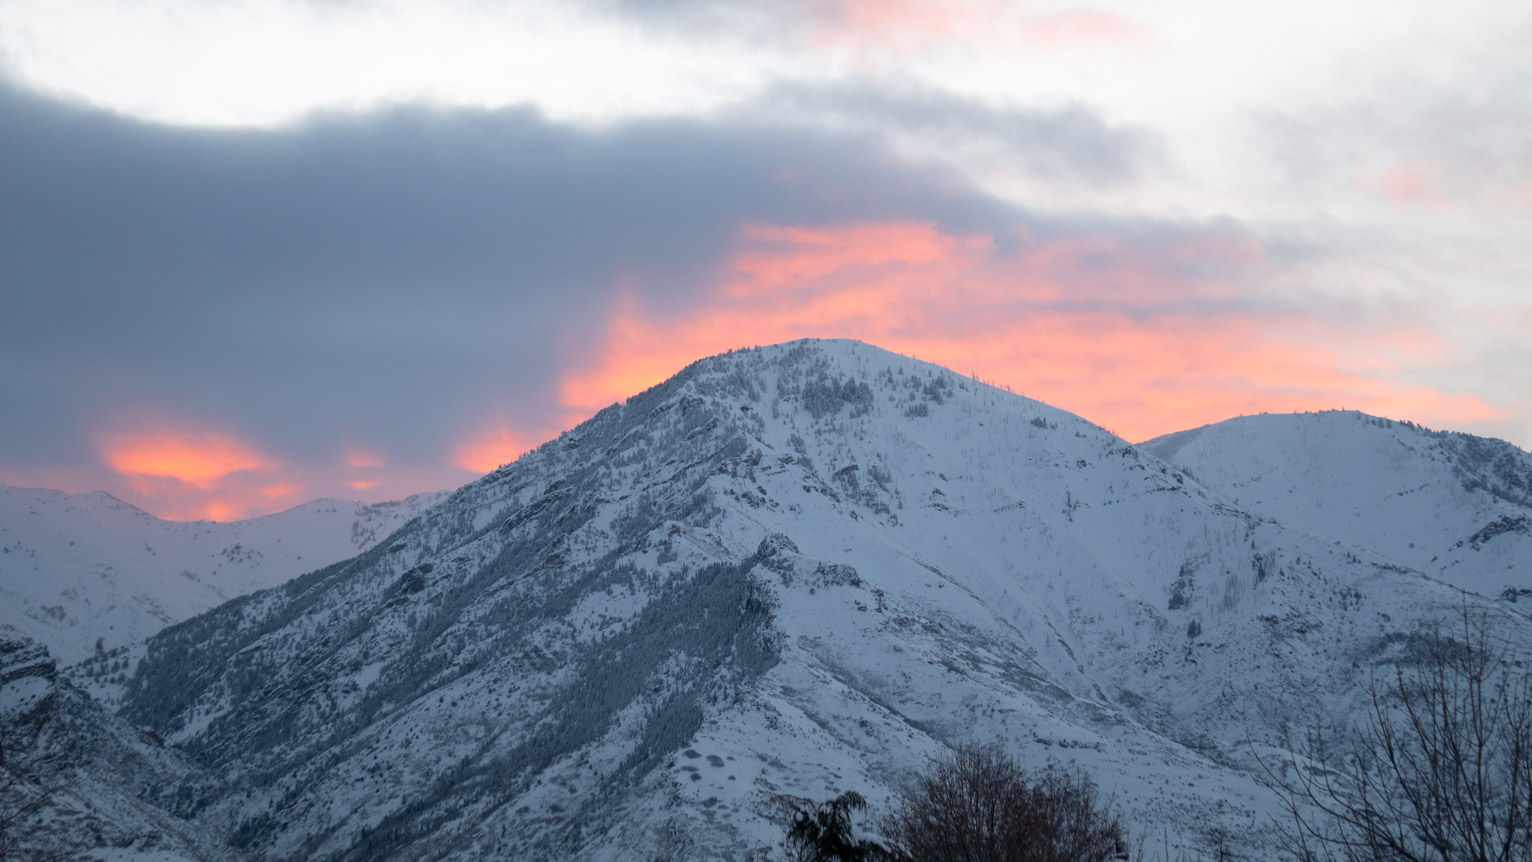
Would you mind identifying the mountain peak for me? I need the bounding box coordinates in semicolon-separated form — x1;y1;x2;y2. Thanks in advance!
1144;409;1532;596
22;342;1531;861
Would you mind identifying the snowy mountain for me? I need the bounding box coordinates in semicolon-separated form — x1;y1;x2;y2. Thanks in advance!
85;339;1532;861
0;637;227;860
1141;411;1531;600
0;486;449;663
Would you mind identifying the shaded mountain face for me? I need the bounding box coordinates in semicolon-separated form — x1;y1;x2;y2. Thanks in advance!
0;637;226;860
104;340;1532;860
1142;412;1532;600
0;486;448;663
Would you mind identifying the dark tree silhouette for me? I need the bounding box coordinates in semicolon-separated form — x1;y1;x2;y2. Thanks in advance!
782;791;897;862
883;745;1125;862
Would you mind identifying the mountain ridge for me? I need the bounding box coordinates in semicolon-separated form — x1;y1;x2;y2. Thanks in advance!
88;338;1531;860
0;483;450;662
1142;409;1531;599
6;338;1530;860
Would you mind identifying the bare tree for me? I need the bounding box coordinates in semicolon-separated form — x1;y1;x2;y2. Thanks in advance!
1262;606;1532;861
883;745;1125;862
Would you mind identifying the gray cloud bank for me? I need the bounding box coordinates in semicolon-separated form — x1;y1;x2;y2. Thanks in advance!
0;77;1263;481
750;80;1162;185
0;80;1000;467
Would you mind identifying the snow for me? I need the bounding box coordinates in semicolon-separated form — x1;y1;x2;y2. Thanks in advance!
11;340;1532;861
1142;411;1532;598
0;485;448;662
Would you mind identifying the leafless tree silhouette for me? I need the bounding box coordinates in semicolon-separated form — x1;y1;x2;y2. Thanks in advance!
1262;606;1532;862
883;745;1125;862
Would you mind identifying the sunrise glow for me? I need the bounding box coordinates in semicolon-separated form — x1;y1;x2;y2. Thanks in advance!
3;0;1526;522
102;432;275;489
808;0;1150;53
452;424;541;475
559;221;1504;444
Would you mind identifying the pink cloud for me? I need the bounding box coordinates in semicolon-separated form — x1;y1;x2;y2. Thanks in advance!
87;425;306;521
30;217;1509;522
101;430;277;490
452;423;542;475
801;0;1151;53
1018;9;1152;50
562;220;1502;444
1362;158;1452;209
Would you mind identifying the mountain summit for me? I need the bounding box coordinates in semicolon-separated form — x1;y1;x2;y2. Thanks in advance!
52;340;1532;859
1143;410;1531;599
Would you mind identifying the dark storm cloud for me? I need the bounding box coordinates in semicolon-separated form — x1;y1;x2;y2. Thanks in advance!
0;76;1281;486
0;79;1016;467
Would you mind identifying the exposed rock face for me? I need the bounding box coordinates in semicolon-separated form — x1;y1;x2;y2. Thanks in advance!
2;636;227;860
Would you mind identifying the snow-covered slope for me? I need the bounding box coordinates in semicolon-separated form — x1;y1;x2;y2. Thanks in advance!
1141;411;1531;600
0;637;225;860
103;340;1532;861
0;486;448;662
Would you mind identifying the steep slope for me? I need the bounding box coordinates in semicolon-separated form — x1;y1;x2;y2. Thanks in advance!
0;486;448;662
1;637;226;860
1141;411;1532;599
111;341;1532;861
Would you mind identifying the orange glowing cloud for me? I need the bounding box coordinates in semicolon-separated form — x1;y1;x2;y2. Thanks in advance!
453;424;541;475
814;0;964;49
735;222;982;291
560;220;1503;445
1359;158;1453;209
103;431;277;489
340;446;388;493
1354;158;1532;214
1381;161;1442;202
89;426;311;521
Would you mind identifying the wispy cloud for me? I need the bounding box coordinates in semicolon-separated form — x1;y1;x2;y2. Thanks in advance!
747;80;1160;186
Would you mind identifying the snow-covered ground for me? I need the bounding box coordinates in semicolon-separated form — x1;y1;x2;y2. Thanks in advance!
1142;411;1531;599
91;339;1532;861
0;485;447;662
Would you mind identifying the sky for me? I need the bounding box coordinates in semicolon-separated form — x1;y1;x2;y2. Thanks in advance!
2;0;1529;521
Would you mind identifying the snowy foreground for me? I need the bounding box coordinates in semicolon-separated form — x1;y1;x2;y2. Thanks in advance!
3;339;1529;860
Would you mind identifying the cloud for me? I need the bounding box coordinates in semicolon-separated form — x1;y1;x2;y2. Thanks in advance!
1253;6;1532;217
101;431;276;490
0;78;1022;514
747;80;1161;186
562;219;1503;443
802;1;1153;54
599;0;1152;55
0;0;767;127
452;425;542;475
1;77;1520;519
93;423;300;521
